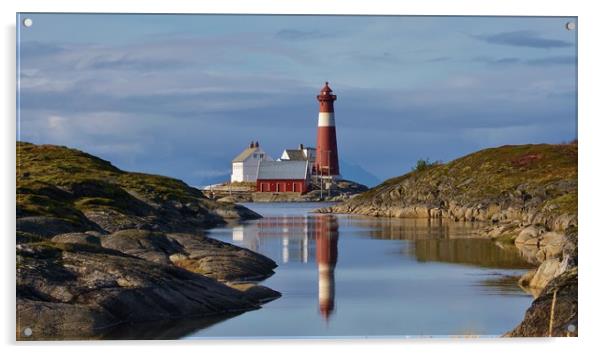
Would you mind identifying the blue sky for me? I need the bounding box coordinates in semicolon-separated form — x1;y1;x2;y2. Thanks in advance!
17;14;577;186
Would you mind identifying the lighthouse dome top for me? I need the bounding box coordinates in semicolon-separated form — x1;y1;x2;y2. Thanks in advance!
320;81;333;93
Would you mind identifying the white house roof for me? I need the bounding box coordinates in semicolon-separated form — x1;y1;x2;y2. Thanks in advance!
257;160;308;180
282;149;307;160
232;146;259;163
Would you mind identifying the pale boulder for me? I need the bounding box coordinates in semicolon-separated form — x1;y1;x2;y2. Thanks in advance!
528;259;566;290
539;232;566;260
514;225;544;245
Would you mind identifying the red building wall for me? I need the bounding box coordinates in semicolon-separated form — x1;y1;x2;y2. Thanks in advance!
256;179;308;194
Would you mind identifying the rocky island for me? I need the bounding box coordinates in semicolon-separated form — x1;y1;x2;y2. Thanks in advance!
204;179;369;203
16;142;280;340
316;143;578;337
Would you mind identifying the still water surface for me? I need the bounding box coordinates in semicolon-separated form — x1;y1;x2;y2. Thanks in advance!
186;202;533;338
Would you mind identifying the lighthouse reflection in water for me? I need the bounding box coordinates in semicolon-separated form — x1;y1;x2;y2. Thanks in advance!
197;203;534;337
232;214;339;321
315;216;338;320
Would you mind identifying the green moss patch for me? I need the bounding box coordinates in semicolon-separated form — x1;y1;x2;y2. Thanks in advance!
16;141;210;227
349;143;577;217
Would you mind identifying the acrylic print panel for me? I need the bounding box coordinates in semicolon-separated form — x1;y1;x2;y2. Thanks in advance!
16;13;577;340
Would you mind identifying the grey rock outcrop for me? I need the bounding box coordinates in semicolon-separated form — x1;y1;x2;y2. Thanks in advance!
16;241;263;340
507;267;577;337
16;142;278;340
100;230;277;281
17;216;103;238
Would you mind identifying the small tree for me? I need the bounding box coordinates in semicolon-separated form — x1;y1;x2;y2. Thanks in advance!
412;158;440;172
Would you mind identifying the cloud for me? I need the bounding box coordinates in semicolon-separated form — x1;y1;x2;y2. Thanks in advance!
45;115;70;140
474;31;573;48
473;55;575;67
473;56;521;65
19;41;65;57
526;55;576;66
17;18;577;183
83;54;190;72
20;88;286;120
446;76;480;88
275;29;332;41
362;51;398;64
425;56;451;63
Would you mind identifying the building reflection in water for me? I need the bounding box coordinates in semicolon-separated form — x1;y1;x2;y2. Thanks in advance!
231;214;339;321
228;213;532;325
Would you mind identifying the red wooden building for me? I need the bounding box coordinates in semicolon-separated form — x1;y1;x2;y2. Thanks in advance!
256;160;310;194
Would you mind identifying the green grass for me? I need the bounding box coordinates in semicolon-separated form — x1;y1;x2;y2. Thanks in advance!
544;192;578;216
352;143;577;217
17;193;88;224
16;141;208;224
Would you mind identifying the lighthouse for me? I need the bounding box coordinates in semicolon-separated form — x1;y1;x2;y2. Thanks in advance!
315;82;340;177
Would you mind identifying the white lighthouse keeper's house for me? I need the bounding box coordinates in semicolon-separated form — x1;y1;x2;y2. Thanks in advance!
231;141;273;183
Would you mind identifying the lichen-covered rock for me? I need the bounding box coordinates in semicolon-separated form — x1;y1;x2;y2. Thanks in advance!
316;144;576;231
538;232;566;261
506;267;577;337
528;259;567;290
100;230;277;281
16;216;103;238
515;226;545;245
17;142;262;238
226;283;282;304
16;241;261;340
518;269;537;288
15;142;280;340
51;232;102;246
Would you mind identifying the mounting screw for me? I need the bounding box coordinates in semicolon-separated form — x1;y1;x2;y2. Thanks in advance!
23;18;33;28
565;22;576;31
23;327;32;337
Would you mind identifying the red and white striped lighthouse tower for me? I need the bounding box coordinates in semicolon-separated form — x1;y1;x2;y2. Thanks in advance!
315;82;340;177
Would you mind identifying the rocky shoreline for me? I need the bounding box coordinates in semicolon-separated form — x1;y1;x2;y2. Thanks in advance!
16;142;280;340
205;179;369;203
316;143;578;337
16;142;578;338
17;233;278;340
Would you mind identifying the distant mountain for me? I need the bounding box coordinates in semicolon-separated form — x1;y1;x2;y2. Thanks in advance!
197;173;231;188
340;160;382;187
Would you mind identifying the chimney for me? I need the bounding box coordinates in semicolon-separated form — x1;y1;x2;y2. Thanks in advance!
249;141;254;148
256;141;259;147
299;143;304;150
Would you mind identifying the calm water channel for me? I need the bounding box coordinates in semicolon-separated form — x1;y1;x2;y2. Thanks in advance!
176;202;534;339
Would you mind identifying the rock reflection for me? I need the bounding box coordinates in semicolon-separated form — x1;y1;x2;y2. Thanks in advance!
346;216;532;269
228;214;531;323
352;217;483;241
412;239;532;269
100;312;241;340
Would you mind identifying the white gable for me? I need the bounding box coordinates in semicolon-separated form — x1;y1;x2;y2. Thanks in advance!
231;146;273;182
